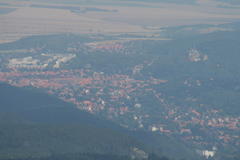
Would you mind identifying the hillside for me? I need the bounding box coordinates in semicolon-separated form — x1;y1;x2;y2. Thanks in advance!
0;83;152;160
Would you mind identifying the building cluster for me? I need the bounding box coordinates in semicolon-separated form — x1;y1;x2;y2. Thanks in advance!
0;68;239;156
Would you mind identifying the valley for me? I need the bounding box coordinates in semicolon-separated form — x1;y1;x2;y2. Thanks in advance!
1;1;240;160
0;27;239;159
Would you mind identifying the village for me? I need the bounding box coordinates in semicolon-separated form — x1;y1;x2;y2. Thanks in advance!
0;68;239;154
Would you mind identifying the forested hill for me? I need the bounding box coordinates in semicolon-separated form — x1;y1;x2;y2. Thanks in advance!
0;83;161;160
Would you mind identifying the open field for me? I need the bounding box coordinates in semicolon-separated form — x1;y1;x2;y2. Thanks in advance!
0;6;147;43
0;0;240;43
